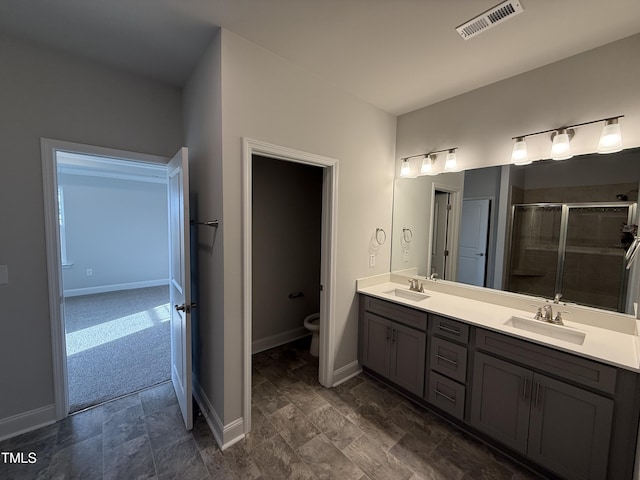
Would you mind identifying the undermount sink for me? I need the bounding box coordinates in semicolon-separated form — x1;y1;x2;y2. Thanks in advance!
383;288;430;302
504;316;586;345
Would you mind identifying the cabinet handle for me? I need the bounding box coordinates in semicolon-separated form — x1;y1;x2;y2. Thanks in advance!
392;329;396;343
535;382;541;408
436;354;458;366
434;390;456;404
522;377;528;401
438;324;460;335
386;326;390;340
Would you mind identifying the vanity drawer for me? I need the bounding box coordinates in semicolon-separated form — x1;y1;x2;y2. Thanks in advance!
427;371;465;420
363;296;427;331
431;315;470;344
475;329;617;394
430;336;468;384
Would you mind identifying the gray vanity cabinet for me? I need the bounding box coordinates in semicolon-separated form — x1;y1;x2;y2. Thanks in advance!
470;352;532;453
471;345;614;480
358;295;639;479
360;296;427;397
528;374;613;480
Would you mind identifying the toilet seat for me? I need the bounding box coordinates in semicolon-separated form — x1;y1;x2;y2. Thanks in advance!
303;313;320;331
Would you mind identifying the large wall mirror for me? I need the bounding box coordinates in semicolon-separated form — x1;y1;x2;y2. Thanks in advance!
391;147;640;315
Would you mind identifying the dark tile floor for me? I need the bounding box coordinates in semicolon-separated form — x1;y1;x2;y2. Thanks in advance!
0;339;544;479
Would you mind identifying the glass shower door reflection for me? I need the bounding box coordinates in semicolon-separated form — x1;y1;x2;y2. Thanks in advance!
508;205;563;298
562;205;632;311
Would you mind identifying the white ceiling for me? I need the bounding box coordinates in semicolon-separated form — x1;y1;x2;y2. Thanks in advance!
1;0;639;115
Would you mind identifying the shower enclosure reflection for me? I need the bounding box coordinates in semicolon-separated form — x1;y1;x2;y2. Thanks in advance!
507;203;636;312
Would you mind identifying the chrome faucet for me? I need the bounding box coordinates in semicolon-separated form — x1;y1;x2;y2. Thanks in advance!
429;273;438;281
408;279;425;292
532;303;565;325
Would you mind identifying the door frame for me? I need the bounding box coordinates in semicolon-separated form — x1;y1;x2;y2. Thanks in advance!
427;183;461;281
41;138;170;420
242;138;338;433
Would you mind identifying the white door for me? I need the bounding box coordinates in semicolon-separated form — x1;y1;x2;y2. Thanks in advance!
168;147;193;430
457;199;490;287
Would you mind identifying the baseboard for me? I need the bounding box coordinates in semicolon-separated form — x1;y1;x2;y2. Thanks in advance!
0;405;57;442
332;360;362;387
192;374;245;451
252;326;310;354
63;279;169;297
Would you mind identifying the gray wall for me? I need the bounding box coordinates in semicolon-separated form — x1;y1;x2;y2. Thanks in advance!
252;155;322;349
0;35;182;423
59;173;169;294
184;28;397;431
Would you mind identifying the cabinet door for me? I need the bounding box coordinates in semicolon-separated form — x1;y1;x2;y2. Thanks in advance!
362;312;391;377
390;322;426;396
528;373;613;480
470;352;532;454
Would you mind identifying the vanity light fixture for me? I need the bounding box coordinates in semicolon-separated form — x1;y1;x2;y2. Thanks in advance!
511;115;624;165
399;147;459;178
511;136;530;165
598;118;623;154
421;154;436;174
400;158;411;177
550;128;574;160
444;149;458;171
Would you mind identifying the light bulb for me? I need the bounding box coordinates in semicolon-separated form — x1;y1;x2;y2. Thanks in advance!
444;150;457;171
511;137;530;165
551;129;572;160
598;118;622;154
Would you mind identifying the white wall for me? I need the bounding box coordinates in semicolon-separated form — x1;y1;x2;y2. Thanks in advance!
184;28;397;433
59;173;169;294
0;35;182;426
396;34;640;173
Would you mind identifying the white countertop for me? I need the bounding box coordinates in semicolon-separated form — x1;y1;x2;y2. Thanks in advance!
358;280;640;372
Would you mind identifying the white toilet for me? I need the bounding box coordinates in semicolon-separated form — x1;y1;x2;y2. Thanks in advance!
303;313;320;357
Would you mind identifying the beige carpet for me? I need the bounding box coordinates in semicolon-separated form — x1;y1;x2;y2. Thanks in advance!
64;285;170;412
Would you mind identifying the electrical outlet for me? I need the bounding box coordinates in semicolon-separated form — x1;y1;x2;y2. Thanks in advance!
86;268;93;276
403;250;409;262
369;254;376;268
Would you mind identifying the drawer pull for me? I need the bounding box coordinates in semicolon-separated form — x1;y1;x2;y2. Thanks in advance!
438;324;461;335
436;354;458;366
434;389;456;404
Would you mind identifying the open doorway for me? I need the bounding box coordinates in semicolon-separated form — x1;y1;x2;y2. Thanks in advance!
242;138;338;435
429;185;461;282
250;154;323;405
42;139;177;418
56;151;171;412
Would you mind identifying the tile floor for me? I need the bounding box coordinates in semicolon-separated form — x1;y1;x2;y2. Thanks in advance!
0;339;545;480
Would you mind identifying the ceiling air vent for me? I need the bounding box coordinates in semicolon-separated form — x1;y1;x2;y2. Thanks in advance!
456;0;524;40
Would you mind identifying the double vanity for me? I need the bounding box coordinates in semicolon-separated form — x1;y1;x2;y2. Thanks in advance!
357;274;640;480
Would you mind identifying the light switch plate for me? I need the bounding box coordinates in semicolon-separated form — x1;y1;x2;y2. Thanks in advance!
369;254;376;268
0;265;8;284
